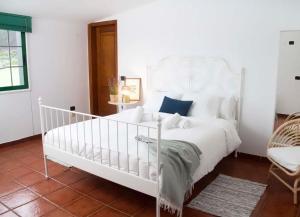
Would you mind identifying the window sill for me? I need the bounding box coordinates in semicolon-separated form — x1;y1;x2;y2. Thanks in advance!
0;88;31;95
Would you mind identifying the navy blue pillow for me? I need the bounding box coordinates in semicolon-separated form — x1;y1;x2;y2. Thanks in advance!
159;96;193;116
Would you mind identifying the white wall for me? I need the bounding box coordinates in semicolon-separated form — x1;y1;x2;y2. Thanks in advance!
102;0;300;156
0;18;89;144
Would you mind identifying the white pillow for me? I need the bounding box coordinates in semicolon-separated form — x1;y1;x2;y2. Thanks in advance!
177;118;191;129
141;112;153;122
152;112;174;121
130;106;144;123
143;91;182;112
162;113;181;129
182;92;221;119
220;96;237;120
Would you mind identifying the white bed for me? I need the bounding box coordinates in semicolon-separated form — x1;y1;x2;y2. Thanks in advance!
40;56;244;217
44;109;241;183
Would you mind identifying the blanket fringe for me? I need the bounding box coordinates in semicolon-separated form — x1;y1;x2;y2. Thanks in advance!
159;183;194;217
160;198;182;217
185;182;194;199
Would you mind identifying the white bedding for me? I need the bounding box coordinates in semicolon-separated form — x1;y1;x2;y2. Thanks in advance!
45;109;241;183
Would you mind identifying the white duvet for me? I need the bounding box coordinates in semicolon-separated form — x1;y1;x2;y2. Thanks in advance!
45;109;241;183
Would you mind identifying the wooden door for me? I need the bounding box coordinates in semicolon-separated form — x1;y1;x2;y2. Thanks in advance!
88;21;117;116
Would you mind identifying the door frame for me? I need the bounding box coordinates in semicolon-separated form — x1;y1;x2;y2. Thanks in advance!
88;20;118;115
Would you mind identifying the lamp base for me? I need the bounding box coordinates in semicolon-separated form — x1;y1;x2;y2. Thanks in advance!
122;95;130;103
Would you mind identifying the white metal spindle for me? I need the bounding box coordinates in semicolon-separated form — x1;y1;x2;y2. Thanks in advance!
38;98;48;178
99;118;102;164
91;117;94;161
44;108;48;132
83;115;87;158
44;107;49;144
117;121;120;170
76;114;79;155
56;110;61;149
126;123;129;172
62;111;66;151
50;109;54;145
38;100;45;144
69;112;73;154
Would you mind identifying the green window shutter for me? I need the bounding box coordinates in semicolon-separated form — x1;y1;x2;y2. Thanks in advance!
0;12;32;32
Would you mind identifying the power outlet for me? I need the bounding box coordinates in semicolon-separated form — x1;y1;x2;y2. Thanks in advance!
70;106;75;118
289;41;295;45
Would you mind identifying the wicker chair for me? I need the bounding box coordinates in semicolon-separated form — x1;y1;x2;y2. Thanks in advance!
267;119;300;204
285;112;300;122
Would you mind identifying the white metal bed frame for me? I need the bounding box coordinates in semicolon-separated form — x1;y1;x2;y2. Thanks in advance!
39;99;163;217
39;56;245;217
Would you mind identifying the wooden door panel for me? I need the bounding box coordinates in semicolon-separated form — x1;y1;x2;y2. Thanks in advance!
99;32;116;84
98;85;114;115
89;21;117;116
97;31;116;115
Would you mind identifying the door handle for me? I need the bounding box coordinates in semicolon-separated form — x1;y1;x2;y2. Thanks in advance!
295;76;300;80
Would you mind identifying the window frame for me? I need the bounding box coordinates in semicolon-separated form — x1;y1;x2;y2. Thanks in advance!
0;31;29;92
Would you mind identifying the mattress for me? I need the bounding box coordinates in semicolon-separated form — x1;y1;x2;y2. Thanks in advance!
44;109;241;182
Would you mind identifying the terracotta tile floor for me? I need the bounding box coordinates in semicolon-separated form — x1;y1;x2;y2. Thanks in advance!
0;137;299;217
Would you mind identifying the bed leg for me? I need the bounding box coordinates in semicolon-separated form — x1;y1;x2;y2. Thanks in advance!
44;155;49;179
234;150;238;158
156;196;160;217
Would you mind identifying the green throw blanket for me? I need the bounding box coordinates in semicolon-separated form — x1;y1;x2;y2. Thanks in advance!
135;135;201;216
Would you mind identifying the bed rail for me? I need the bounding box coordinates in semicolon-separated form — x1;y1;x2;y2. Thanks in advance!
38;97;162;217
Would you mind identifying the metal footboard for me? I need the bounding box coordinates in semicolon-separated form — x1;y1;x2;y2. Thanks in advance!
38;97;162;217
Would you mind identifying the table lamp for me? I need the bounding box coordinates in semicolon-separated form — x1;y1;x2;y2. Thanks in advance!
121;86;131;103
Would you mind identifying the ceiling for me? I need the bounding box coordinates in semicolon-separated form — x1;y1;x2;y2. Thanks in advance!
0;0;155;22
